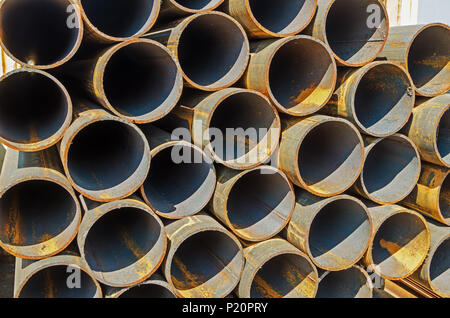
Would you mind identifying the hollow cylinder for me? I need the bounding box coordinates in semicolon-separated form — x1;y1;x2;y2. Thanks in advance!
145;12;249;91
363;204;430;280
140;125;216;219
105;273;176;298
0;69;72;152
0;0;83;69
244;35;336;116
159;0;224;21
225;0;317;38
377;23;450;97
286;190;372;271
402;163;449;226
316;265;373;298
59;101;151;202
238;238;318;298
210;165;295;242
77;198;166;287
304;0;389;67
402;94;450;168
0;148;81;259
353;134;421;205
163;214;244;298
169;88;280;169
279;115;364;197
321;61;415;137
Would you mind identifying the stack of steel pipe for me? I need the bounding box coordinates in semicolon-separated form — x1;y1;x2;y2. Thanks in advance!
0;0;448;299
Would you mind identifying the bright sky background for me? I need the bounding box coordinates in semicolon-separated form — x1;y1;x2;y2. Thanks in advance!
417;0;450;25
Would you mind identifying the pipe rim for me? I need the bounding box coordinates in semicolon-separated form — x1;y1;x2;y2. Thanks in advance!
437;171;450;225
432;102;450;168
317;265;373;298
168;0;224;13
110;279;176;298
425;233;450;297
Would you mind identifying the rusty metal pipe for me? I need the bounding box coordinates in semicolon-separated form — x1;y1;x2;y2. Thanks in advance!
305;0;388;67
279;115;364;197
159;0;224;21
321;61;415;137
0;0;83;69
353;134;421;205
210;166;295;242
225;0;317;38
244;35;337;116
363;204;430;280
286;191;372;271
145;12;249;91
164;214;244;298
105;273;176;298
59;102;151;202
238;238;318;298
378;24;450;97
0;148;81;259
140;125;216;219
0;69;72;152
316;265;373;298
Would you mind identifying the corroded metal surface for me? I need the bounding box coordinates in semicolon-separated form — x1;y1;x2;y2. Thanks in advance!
159;0;224;21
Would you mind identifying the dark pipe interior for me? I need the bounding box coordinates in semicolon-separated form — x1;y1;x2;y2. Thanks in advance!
0;180;77;246
437;108;450;165
309;199;370;269
429;237;449;295
19;265;98;298
103;42;179;118
178;14;246;86
248;0;314;34
67;120;145;191
440;174;449;222
171;231;240;291
174;0;219;10
354;64;413;135
316;267;371;298
81;0;156;37
209;92;277;163
0;71;69;145
0;0;80;66
362;136;420;203
119;283;176;298
84;207;161;273
250;253;316;298
408;26;450;94
227;169;293;239
269;37;335;113
325;0;387;63
142;145;212;215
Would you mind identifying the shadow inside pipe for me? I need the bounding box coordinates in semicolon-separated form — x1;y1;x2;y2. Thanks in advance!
84;207;161;273
429;238;449;295
316;267;371;298
118;283;175;298
175;0;219;10
440;175;449;221
250;253;316;298
437;108;450;164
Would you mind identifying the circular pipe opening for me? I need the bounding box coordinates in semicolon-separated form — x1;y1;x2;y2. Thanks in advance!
317;267;372;298
353;63;414;136
142;143;215;218
268;36;336;115
227;168;294;241
297;120;363;196
440;174;449;222
119;283;176;298
308;198;371;270
173;0;223;11
0;70;71;151
80;0;159;38
177;13;249;89
408;25;450;96
371;212;429;279
0;180;77;249
429;237;449;296
247;0;316;35
170;230;242;297
362;135;420;204
0;0;81;67
67;120;146;194
325;0;388;66
102;41;182;122
19;265;98;298
437;107;450;165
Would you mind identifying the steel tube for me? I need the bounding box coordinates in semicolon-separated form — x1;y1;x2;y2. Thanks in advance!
105;273;176;298
163;214;244;298
210;166;295;242
363;204;430;280
244;35;336;116
145;12;249;91
353;134;421;204
377;24;450;97
0;69;72;152
159;0;224;21
279;115;364;197
286;191;372;271
140;125;216;219
321;61;415;137
225;0;317;38
0;148;81;259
